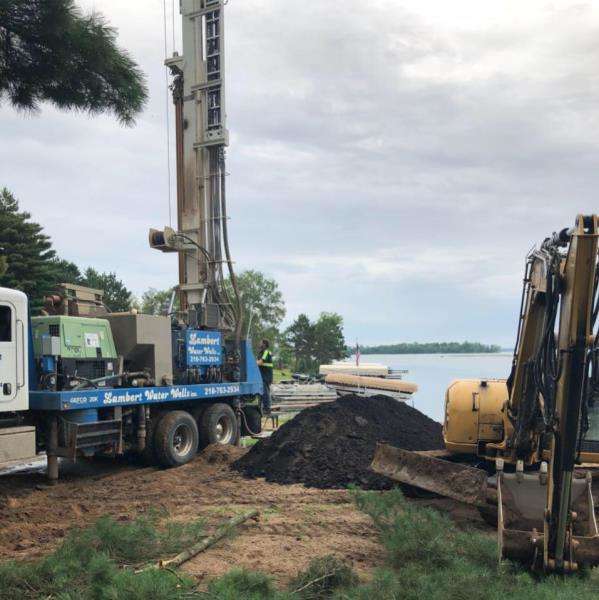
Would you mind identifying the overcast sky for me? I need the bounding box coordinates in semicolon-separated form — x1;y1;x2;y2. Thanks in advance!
2;0;599;347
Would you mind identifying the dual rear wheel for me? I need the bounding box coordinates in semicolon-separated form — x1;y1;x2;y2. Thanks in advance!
149;403;240;467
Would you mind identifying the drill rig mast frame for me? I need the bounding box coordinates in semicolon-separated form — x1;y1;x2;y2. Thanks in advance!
150;0;241;342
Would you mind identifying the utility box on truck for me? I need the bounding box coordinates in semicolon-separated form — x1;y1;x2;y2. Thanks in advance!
31;316;118;389
106;313;173;386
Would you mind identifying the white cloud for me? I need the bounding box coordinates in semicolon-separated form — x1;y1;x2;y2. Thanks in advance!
2;0;598;345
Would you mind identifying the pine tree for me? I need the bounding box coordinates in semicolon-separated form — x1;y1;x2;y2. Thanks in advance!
312;312;348;365
284;314;316;373
0;187;57;311
284;312;348;374
83;268;132;313
0;0;147;124
51;258;84;285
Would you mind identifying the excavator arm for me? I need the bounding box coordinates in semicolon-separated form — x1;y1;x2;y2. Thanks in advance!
544;214;599;570
372;214;599;572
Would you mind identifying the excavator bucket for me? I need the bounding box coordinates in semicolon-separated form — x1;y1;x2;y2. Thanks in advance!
497;468;599;571
371;443;489;506
371;444;599;571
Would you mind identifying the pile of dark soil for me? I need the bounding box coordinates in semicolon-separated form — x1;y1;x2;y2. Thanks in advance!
233;394;444;490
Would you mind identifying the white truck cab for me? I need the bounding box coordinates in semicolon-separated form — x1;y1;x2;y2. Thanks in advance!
0;287;29;413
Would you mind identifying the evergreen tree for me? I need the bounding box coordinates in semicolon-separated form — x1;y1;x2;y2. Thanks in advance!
51;258;83;285
284;312;347;374
284;313;315;373
0;0;147;124
313;312;348;365
83;268;133;312
0;187;57;311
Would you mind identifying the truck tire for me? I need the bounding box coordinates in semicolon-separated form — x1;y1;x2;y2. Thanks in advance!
191;405;207;424
199;403;239;447
191;406;207;453
154;411;199;467
241;406;262;436
141;412;162;465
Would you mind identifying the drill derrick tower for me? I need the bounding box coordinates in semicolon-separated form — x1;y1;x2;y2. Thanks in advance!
150;0;241;340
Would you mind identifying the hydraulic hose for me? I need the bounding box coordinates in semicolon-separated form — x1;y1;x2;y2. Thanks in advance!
219;149;243;348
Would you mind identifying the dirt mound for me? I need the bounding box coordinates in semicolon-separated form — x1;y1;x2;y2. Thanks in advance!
233;395;444;490
200;443;246;466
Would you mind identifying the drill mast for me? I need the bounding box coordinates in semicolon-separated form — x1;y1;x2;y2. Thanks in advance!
151;0;239;334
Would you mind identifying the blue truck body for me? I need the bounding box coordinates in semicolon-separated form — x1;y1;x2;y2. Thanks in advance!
29;340;263;413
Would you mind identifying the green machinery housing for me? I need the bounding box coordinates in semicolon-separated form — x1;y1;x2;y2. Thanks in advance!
31;316;118;390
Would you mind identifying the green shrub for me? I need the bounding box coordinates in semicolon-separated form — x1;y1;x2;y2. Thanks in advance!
350;487;599;600
206;569;281;600
352;488;496;571
0;514;205;599
66;512;205;565
289;555;358;599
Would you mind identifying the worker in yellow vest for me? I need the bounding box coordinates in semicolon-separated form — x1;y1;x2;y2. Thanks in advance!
256;339;274;414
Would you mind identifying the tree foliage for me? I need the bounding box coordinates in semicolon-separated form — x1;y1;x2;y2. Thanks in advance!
141;287;176;316
0;188;134;313
83;268;133;313
284;312;348;374
225;270;286;349
0;0;147;124
360;341;502;354
313;312;347;364
0;187;57;311
284;314;314;372
50;258;84;285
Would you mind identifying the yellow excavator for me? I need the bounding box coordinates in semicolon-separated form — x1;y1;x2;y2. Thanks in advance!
372;214;599;572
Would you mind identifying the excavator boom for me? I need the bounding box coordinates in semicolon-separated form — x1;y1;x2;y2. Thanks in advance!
372;215;599;572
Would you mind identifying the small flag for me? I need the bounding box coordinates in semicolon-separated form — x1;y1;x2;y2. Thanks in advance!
356;341;360;367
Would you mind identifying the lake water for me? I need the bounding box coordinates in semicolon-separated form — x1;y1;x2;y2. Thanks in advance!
362;353;514;422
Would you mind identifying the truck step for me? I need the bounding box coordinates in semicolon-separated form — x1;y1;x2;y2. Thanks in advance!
58;419;122;460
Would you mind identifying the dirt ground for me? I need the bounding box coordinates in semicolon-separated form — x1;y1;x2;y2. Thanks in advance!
0;445;488;586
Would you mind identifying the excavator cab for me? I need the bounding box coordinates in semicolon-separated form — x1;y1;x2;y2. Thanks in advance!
372;215;599;572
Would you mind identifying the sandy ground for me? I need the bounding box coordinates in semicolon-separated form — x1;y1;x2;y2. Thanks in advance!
0;445;492;586
0;446;391;585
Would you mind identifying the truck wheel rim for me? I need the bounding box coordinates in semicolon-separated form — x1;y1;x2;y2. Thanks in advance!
173;424;193;456
215;416;233;444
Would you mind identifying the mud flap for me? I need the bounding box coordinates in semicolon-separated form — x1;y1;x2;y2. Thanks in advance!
370;443;489;506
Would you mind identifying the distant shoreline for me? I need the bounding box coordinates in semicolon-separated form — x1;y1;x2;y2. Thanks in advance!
358;342;503;355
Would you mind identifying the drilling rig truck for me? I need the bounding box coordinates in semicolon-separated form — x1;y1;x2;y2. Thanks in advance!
0;0;263;482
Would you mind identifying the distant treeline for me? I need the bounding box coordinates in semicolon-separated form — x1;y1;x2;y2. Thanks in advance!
359;342;502;355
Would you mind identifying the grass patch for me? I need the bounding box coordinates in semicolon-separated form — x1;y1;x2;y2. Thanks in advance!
348;488;599;600
207;569;281;599
289;555;359;599
7;489;599;599
206;556;357;600
0;513;204;599
274;369;292;383
0;513;357;599
242;436;260;447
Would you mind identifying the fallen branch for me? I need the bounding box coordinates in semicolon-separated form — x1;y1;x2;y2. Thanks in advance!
291;567;343;596
156;509;260;570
